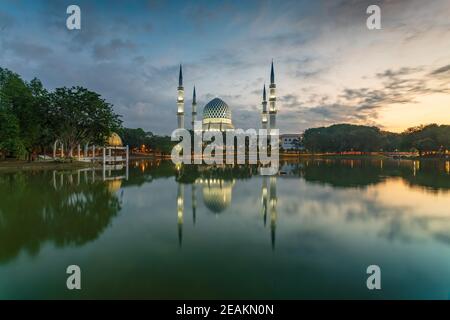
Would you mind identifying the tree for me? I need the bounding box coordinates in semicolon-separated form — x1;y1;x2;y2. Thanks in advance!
148;135;175;155
0;68;41;160
0;98;23;158
303;124;383;153
401;124;449;155
414;138;437;156
120;128;150;148
49;86;122;157
28;78;52;155
380;131;401;151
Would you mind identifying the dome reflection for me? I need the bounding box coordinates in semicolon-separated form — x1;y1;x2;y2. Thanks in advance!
199;178;235;214
175;172;278;249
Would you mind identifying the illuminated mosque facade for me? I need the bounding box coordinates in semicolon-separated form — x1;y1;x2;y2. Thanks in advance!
174;62;279;249
176;62;278;132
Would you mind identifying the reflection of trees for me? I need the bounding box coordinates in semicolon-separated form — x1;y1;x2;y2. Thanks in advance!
123;159;449;193
0;171;121;263
127;159;448;249
299;160;383;188
121;160;171;187
177;164;258;184
390;161;450;191
289;159;449;192
126;158;449;192
122;160;259;186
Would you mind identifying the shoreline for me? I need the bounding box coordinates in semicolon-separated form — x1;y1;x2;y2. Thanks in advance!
0;160;98;172
280;153;449;161
0;154;158;172
1;154;447;172
280;153;387;160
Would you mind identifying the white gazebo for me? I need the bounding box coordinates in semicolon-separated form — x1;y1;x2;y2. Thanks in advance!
102;132;129;164
52;132;129;167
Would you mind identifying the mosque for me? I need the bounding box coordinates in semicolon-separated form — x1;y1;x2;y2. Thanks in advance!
176;62;278;132
173;62;279;249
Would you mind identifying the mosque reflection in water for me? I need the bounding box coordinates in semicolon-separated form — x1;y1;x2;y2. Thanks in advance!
175;166;279;249
50;161;282;250
1;158;449;265
1;158;450;299
170;158;450;249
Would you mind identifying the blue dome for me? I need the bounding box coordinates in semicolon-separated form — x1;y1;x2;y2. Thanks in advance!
202;98;231;120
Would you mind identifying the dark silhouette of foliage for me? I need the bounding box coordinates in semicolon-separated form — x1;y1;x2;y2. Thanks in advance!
303;123;450;155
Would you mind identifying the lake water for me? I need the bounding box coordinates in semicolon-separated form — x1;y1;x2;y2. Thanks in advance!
0;159;449;299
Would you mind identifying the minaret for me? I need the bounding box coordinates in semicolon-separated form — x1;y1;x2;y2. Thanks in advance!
269;176;277;250
261;176;268;226
177;183;184;247
261;84;268;130
177;64;184;129
191;86;197;130
269;61;277;133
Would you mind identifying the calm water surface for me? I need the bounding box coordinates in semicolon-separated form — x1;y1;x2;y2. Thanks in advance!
1;159;450;299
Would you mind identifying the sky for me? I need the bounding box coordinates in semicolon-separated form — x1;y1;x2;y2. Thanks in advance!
0;0;449;134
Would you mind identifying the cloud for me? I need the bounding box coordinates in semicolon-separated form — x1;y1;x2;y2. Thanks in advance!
0;10;15;31
283;57;326;80
278;62;450;131
183;2;235;30
280;94;304;110
92;38;136;61
345;64;450;110
257;31;311;48
299;103;377;125
430;64;450;76
376;67;424;79
4;40;53;59
1;0;449;134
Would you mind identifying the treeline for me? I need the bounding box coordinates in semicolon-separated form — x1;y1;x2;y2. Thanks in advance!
2;68;448;160
303;124;450;155
119;127;175;155
0;67;122;160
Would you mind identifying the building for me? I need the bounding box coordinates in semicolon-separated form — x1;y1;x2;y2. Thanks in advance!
202;98;234;131
176;62;277;132
280;134;303;151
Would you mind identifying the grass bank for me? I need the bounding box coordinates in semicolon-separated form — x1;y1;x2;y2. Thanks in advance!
0;160;97;172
